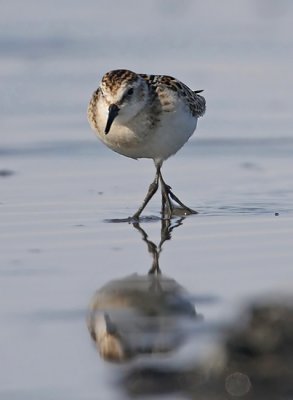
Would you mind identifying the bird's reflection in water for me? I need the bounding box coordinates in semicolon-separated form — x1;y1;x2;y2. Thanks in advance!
88;219;293;399
87;218;203;363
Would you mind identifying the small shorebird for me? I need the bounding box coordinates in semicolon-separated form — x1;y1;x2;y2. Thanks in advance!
88;69;206;220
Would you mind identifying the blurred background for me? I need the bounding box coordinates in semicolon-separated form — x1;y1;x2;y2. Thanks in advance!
1;2;293;399
1;0;293;147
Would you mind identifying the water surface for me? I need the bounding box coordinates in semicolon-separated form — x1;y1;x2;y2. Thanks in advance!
1;1;293;399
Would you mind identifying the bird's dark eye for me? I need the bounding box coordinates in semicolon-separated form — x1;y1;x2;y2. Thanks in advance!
127;88;134;96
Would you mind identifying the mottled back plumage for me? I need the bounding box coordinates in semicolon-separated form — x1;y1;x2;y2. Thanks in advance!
139;73;206;117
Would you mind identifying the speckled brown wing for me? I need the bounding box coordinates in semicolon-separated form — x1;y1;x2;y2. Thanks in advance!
139;74;206;118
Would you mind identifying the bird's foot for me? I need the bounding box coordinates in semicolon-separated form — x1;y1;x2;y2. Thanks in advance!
161;183;198;219
168;189;198;215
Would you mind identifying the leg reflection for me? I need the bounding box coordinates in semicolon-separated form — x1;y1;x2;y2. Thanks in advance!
133;217;185;275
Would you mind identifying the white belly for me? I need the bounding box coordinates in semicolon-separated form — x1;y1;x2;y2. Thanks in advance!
146;109;198;162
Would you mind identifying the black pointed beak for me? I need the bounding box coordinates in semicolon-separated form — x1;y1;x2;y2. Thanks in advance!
104;313;117;335
105;104;120;134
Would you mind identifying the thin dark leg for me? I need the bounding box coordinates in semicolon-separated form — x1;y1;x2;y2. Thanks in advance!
160;182;172;218
132;167;160;220
159;170;198;216
160;178;173;219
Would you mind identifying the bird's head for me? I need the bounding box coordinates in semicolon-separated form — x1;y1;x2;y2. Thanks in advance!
100;69;148;134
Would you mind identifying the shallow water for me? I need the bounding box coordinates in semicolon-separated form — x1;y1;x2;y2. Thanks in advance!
1;1;293;399
1;137;293;399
